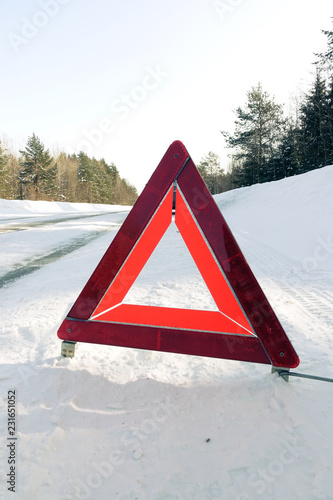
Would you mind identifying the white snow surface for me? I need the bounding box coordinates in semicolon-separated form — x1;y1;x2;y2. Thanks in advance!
1;165;333;500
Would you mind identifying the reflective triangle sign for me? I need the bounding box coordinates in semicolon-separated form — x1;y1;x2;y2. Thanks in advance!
58;141;300;368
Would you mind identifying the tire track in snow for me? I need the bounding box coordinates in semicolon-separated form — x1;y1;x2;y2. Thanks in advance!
237;231;333;329
274;282;333;328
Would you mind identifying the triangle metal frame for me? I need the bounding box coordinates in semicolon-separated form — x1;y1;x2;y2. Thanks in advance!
58;141;300;368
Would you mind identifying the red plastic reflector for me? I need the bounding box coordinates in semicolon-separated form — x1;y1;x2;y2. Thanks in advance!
93;305;251;335
93;186;173;316
58;140;300;369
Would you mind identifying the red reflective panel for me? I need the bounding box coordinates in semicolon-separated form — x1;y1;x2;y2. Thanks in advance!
92;186;173;317
93;304;253;335
175;188;254;333
58;318;270;364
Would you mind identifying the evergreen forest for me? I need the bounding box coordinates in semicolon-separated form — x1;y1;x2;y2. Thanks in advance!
199;22;333;193
0;133;138;205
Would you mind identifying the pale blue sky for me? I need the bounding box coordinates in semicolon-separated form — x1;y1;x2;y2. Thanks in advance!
1;0;332;192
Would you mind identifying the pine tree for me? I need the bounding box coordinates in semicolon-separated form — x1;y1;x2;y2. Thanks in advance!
120;178;138;205
77;151;95;202
229;157;248;189
311;20;333;166
326;78;333;164
222;83;285;187
55;152;80;202
197;152;224;194
76;153;138;204
19;133;57;199
299;71;331;170
277;120;302;177
315;22;333;70
90;157;105;203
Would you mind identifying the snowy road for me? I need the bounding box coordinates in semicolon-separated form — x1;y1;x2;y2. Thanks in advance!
0;210;129;289
1;167;333;500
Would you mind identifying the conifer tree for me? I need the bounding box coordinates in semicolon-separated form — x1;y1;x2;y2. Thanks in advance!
19;133;57;199
76;153;138;204
315;22;333;69
310;20;333;167
277;120;302;178
299;72;332;170
197;152;223;194
222;83;285;186
77;152;94;202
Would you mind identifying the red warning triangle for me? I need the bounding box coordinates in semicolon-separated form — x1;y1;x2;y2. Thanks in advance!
58;141;299;368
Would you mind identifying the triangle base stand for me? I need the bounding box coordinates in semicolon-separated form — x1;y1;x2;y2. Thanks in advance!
272;367;333;384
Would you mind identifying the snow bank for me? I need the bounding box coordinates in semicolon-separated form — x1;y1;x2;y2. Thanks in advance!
0;198;131;218
215;164;333;273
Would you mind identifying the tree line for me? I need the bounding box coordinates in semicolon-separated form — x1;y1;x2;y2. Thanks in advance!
198;21;333;192
0;133;138;205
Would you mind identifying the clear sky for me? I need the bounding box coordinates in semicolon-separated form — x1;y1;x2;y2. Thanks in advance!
1;0;332;193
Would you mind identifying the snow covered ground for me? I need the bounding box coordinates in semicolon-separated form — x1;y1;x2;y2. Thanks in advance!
1;165;333;500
